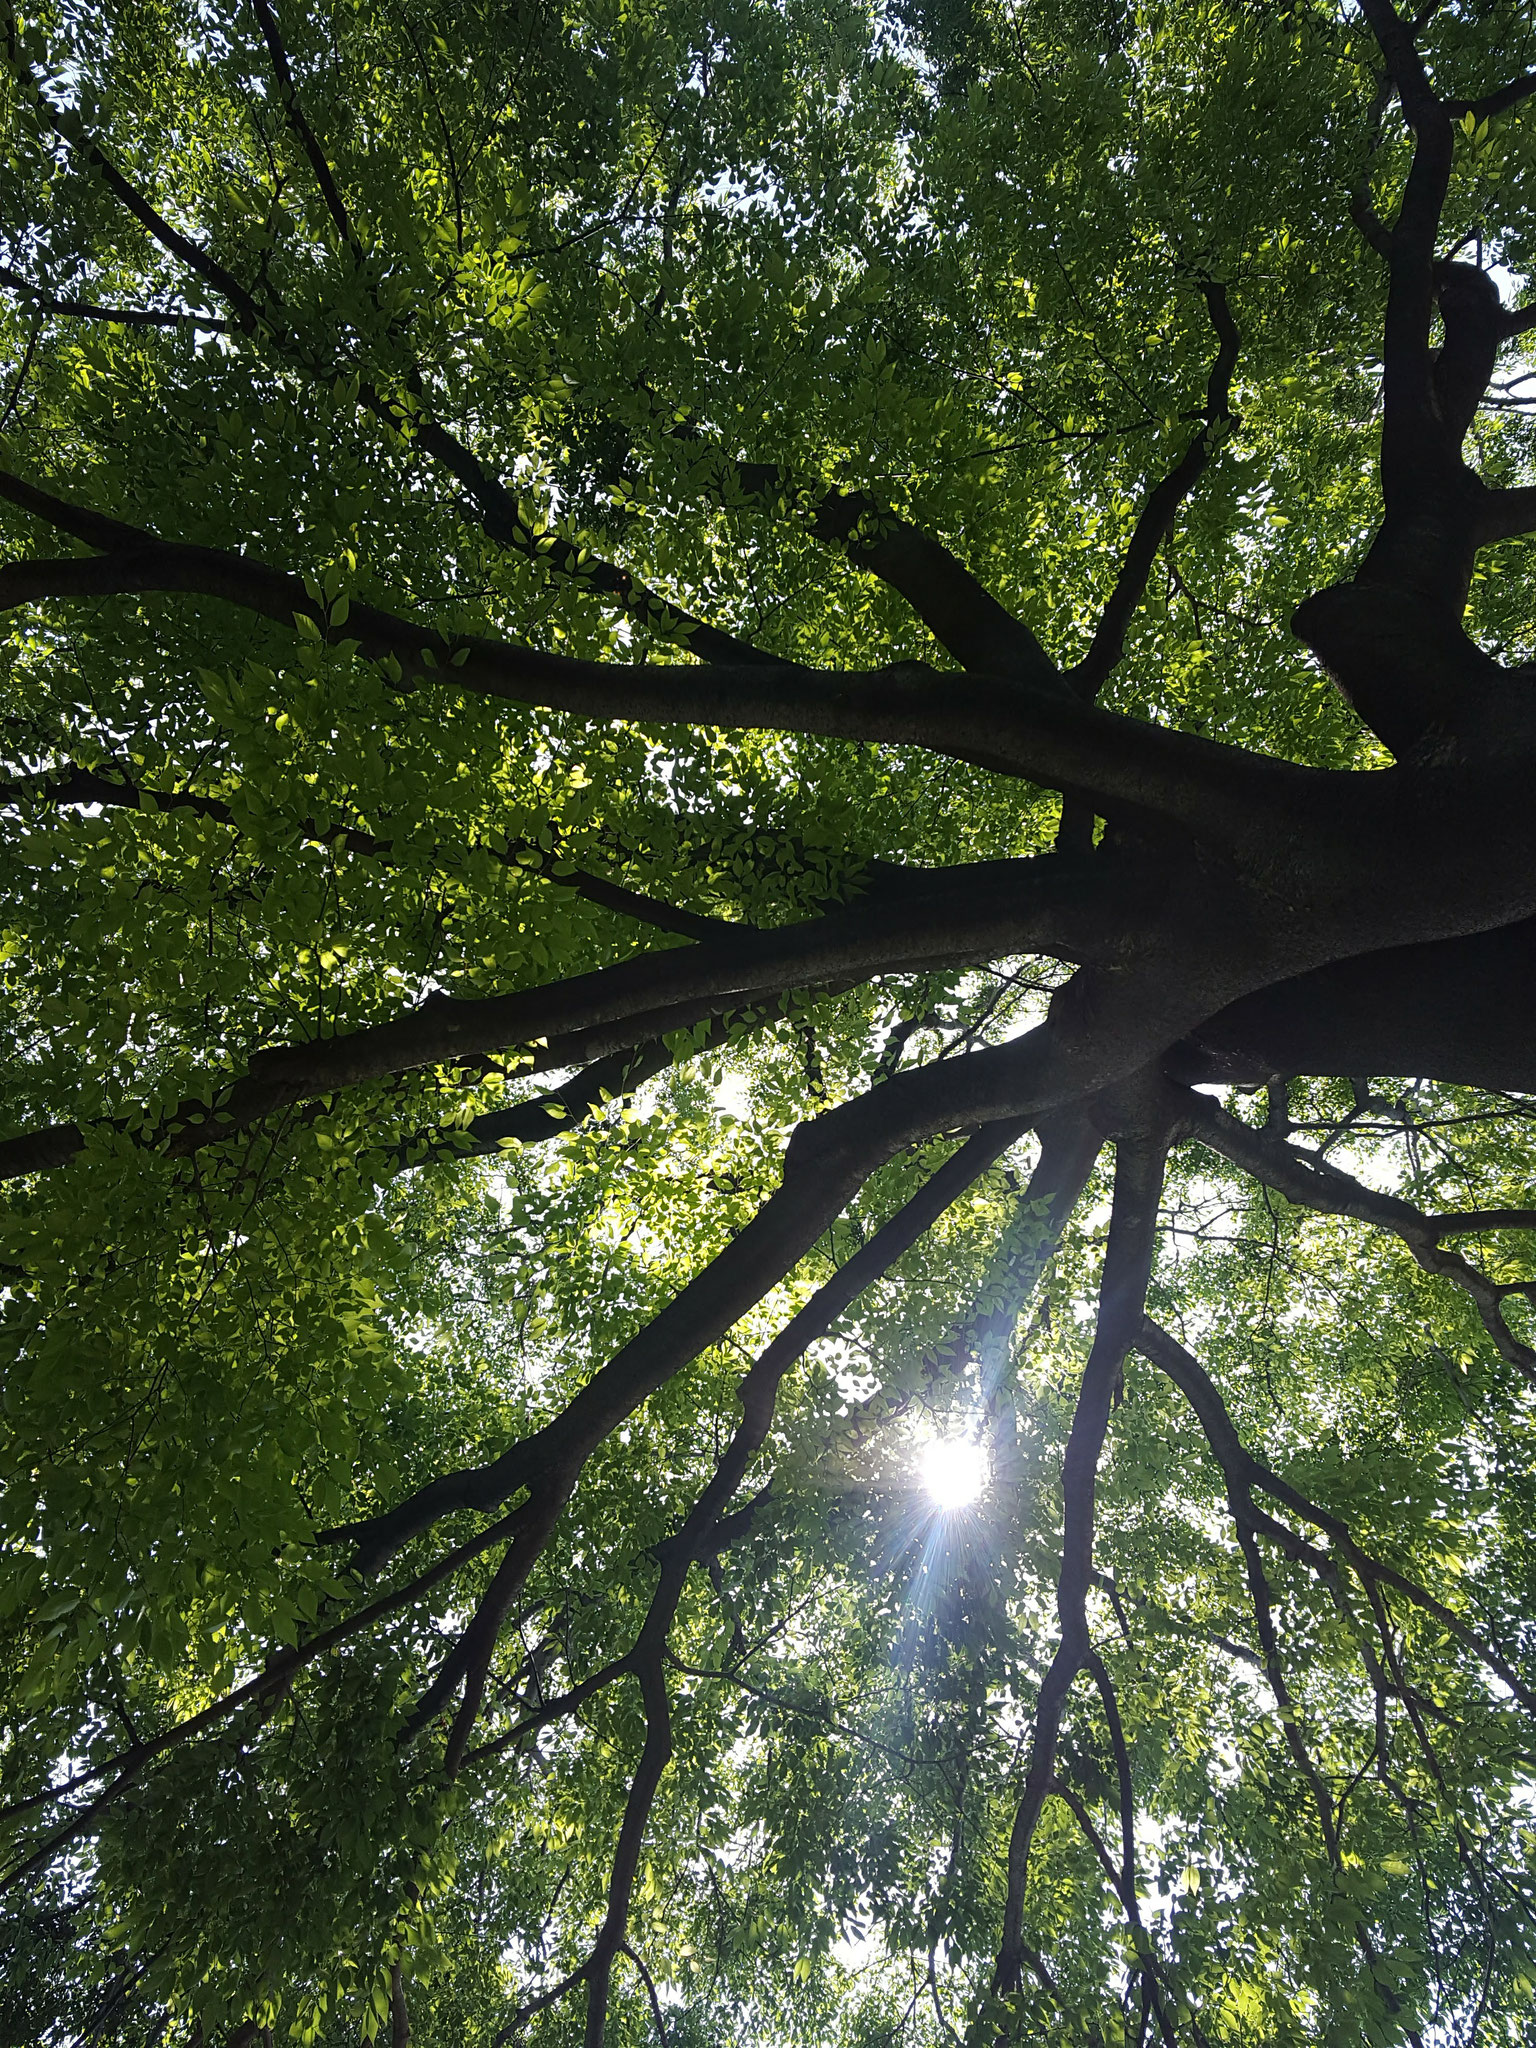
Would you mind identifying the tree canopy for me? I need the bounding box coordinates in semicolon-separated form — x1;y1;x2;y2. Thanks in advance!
4;0;1536;2041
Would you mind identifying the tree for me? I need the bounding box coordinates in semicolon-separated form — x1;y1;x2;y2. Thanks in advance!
2;0;1536;2038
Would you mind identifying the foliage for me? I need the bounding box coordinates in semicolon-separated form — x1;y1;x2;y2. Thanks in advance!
2;1;1536;2043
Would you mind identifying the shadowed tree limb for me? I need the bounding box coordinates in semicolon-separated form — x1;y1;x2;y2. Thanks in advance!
0;849;1148;1182
993;1104;1177;1996
1054;277;1239;853
1423;1207;1536;1237
800;484;1058;684
0;462;1326;838
1171;915;1536;1095
1142;1311;1440;2041
1136;1319;1536;1712
461;1120;1034;2041
830;1114;1105;1444
1451;70;1536;122
1066;280;1240;703
1348;65;1397;262
1174;1085;1536;1378
1288;1;1536;761
356;1094;1054;1589
1082;1650;1180;2048
616;1946;669;2048
1046;1776;1179;2048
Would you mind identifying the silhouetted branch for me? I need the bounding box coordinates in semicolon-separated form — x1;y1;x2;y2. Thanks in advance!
994;1108;1174;1994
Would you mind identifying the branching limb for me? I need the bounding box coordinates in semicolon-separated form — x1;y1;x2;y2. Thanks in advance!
1066;282;1240;702
994;1107;1176;1995
1176;1085;1536;1378
0;849;1140;1182
3;24;778;666
1233;1516;1342;1861
467;1123;1031;2039
0;463;1333;839
350;1085;1049;1581
1286;2;1536;761
332;975;1239;1584
1136;1320;1536;1712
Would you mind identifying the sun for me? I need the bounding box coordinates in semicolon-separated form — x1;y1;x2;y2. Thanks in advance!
919;1436;988;1511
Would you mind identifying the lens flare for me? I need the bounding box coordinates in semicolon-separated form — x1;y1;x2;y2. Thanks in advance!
919;1437;987;1510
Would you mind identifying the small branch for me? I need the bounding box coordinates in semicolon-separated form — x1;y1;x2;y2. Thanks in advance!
1066;280;1240;701
250;0;358;249
1137;1319;1536;1713
617;1946;669;2048
4;27;267;335
0;264;230;330
1349;69;1396;260
1178;1086;1536;1380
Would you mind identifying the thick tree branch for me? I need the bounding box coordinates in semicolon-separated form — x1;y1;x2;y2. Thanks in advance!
803;486;1056;683
1451;71;1536;121
1424;1208;1536;1238
0;464;1359;844
1172;914;1536;1095
1475;481;1536;544
0;852;1141;1181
